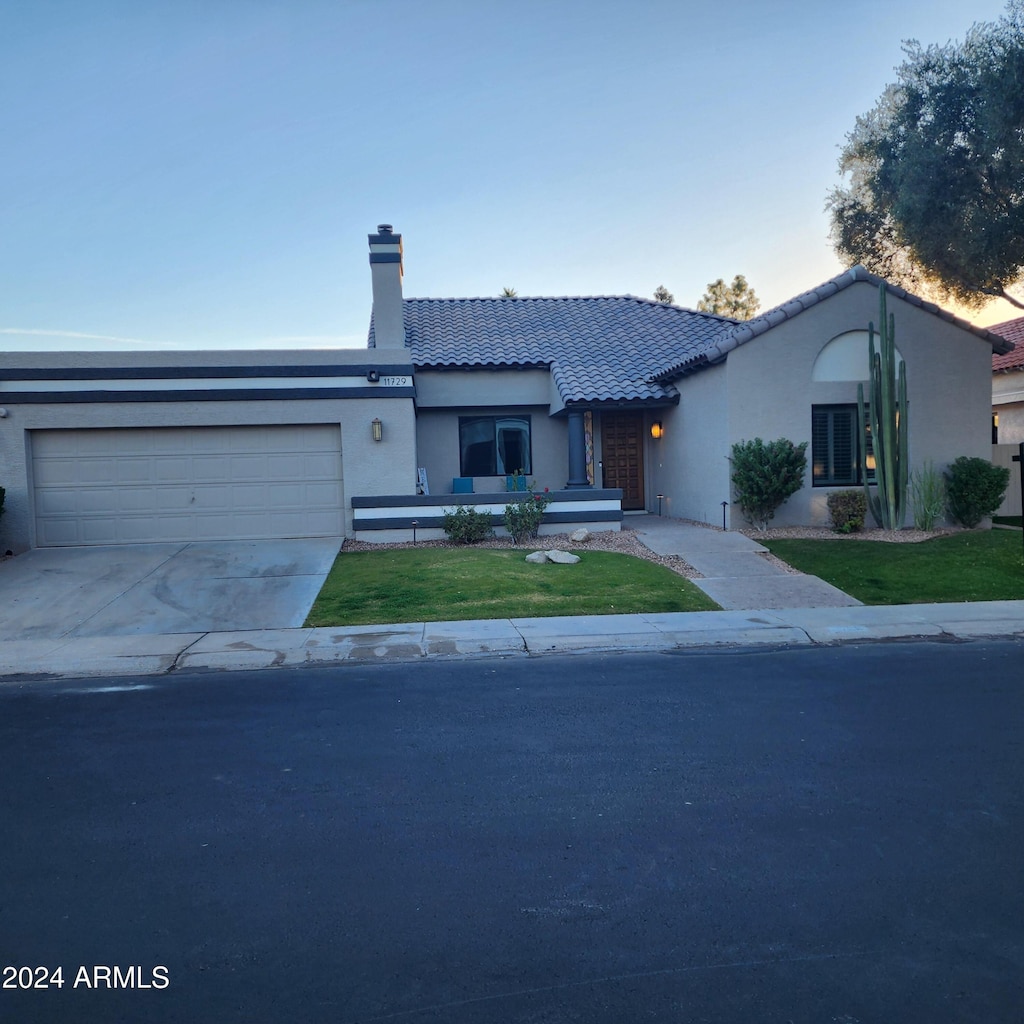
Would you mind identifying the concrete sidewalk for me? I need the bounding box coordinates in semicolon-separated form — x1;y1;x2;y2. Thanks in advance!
1;601;1022;680
632;515;860;610
1;518;1021;681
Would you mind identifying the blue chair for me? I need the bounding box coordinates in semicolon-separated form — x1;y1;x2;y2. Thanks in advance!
452;477;474;494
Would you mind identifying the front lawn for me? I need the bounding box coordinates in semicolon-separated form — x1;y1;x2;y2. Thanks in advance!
764;530;1024;605
305;547;719;626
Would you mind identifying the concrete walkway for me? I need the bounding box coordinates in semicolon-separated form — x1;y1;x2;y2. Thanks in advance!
631;515;861;610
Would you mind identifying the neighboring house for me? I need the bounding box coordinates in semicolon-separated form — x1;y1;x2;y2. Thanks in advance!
990;317;1024;517
991;316;1024;444
0;224;1013;553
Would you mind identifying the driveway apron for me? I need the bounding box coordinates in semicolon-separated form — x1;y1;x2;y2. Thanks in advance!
0;539;342;639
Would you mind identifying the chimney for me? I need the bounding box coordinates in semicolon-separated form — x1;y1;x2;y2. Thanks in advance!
368;223;405;349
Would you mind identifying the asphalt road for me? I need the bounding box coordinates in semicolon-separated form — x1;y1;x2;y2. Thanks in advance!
1;641;1022;1023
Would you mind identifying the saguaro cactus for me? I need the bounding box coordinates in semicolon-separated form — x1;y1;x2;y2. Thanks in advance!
857;284;908;530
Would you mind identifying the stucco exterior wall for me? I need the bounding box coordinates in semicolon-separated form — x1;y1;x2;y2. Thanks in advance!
414;368;551;409
646;365;729;525
415;404;566;495
413;369;565;495
0;350;418;550
723;281;995;527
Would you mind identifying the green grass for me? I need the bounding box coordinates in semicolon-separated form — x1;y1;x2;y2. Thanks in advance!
764;530;1024;605
305;547;719;626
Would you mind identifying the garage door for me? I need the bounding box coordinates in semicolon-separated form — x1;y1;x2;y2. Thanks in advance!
32;425;344;546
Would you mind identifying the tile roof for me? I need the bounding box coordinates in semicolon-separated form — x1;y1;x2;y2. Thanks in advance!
990;317;1024;372
367;267;1014;404
370;295;735;405
654;265;1015;381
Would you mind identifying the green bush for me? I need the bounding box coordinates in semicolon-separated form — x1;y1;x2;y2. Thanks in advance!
503;493;551;545
730;437;808;531
945;457;1010;528
909;461;946;530
826;489;866;533
442;505;494;544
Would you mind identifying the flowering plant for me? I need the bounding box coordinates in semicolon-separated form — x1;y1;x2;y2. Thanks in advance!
503;493;551;544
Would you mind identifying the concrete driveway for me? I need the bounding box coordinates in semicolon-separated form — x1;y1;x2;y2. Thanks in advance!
0;539;342;640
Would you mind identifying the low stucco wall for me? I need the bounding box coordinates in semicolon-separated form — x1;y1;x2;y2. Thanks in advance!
351;489;623;543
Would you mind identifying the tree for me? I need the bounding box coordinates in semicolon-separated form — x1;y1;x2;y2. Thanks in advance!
697;275;760;319
500;286;518;297
827;1;1024;310
653;285;674;304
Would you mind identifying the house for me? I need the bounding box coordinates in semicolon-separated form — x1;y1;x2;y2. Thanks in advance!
991;317;1024;444
361;225;1012;536
0;224;1013;553
990;317;1024;517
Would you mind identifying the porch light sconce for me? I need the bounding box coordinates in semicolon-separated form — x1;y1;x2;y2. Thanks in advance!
651;421;664;440
371;417;383;442
366;369;380;382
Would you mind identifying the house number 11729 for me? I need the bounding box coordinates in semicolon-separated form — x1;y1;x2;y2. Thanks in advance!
380;376;410;387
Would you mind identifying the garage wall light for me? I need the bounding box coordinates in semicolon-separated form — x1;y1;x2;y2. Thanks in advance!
371;417;383;442
650;421;664;440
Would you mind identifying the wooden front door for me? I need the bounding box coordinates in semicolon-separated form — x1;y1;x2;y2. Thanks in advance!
601;412;646;510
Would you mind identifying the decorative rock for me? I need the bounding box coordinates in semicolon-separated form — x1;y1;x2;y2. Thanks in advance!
524;549;581;564
570;528;591;543
544;549;580;564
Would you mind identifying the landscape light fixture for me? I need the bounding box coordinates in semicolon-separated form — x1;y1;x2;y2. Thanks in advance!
650;421;664;440
371;418;383;442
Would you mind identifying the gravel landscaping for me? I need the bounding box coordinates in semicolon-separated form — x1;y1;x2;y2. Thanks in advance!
342;519;974;584
342;527;704;578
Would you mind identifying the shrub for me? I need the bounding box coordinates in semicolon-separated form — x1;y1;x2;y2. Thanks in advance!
909;461;946;530
945;457;1010;528
503;493;551;545
827;490;866;533
442;505;494;544
730;437;808;531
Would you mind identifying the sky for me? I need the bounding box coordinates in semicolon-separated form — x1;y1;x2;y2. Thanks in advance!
1;0;1016;353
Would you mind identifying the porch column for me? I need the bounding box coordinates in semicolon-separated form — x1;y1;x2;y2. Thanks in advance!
565;409;590;489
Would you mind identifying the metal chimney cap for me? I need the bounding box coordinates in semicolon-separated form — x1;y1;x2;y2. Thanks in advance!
377;223;393;234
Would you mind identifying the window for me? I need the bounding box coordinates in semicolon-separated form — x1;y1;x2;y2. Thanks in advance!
459;416;532;476
812;404;874;486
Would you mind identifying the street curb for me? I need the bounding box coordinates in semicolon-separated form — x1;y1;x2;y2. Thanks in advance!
2;602;1022;682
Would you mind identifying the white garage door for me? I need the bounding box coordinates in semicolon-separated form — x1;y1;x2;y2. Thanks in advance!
32;425;344;546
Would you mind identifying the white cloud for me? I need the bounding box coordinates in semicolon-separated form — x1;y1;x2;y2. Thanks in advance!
0;328;167;351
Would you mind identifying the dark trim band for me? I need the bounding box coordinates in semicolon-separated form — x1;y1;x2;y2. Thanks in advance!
0;386;416;404
2;364;414;381
354;510;624;531
351;489;623;508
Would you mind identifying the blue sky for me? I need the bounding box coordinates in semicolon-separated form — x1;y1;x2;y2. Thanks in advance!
1;0;1014;351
